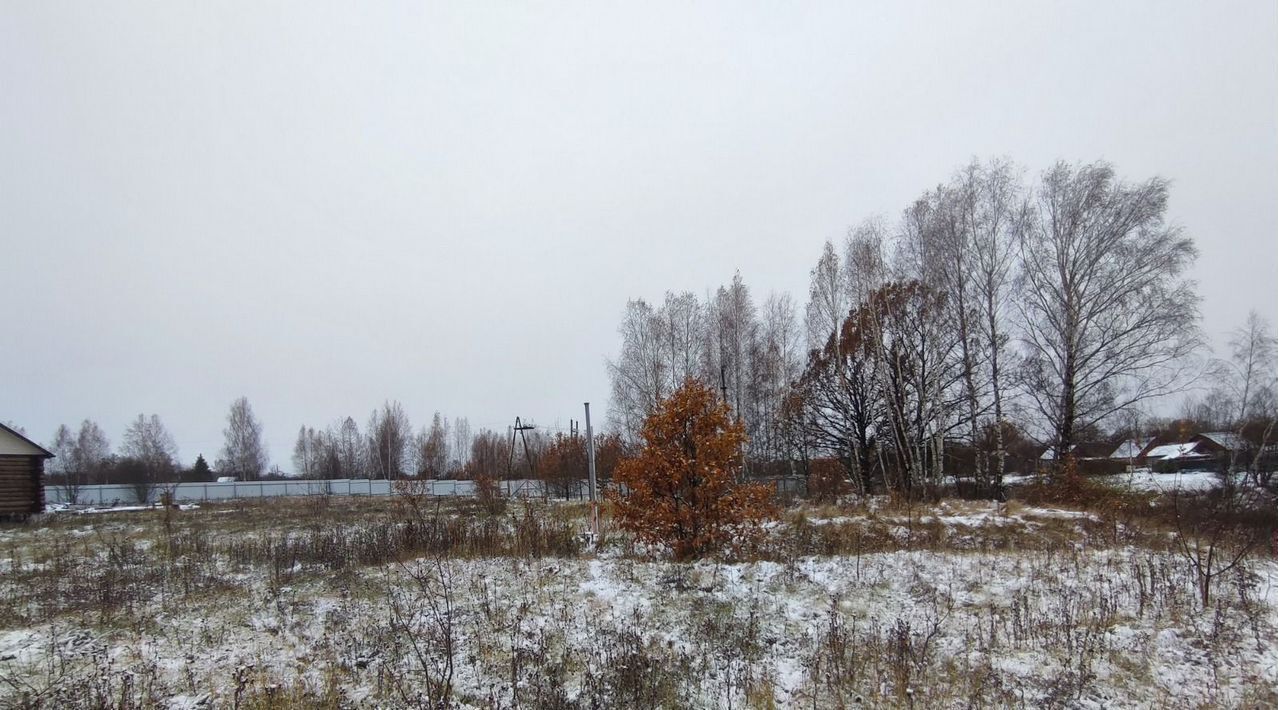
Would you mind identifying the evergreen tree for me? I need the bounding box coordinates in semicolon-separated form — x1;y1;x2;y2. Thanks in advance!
191;454;212;481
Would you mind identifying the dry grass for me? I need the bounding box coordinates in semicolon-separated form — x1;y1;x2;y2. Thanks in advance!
0;487;1273;708
0;496;581;629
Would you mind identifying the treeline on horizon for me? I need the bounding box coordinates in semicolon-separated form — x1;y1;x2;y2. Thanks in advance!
289;404;626;490
32;400;630;502
25;159;1277;503
606;158;1278;497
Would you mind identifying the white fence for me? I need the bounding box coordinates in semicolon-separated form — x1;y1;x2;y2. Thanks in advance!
44;478;584;506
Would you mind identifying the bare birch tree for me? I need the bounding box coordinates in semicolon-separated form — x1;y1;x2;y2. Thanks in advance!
46;419;112;502
1217;311;1278;484
1016;161;1200;460
293;425;319;478
217;397;268;480
934;177;992;491
805;239;848;351
450;416;472;474
886;194;970;492
73;420;110;487
47;425;78;504
1225;311;1277;428
965;160;1022;490
844;219;888;309
121;413;179;503
839;221;889;488
660;291;706;393
714;272;757;417
921;159;1023;495
335;416;366;478
368;401;412;480
415;412;449;478
607;299;668;439
754;292;802;464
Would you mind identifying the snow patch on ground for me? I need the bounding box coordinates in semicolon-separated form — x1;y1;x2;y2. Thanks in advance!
2;502;1276;707
44;503;203;515
6;549;1275;707
1004;469;1248;494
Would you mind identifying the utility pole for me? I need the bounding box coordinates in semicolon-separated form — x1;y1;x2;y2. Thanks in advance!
584;402;598;539
507;417;537;479
568;418;580;498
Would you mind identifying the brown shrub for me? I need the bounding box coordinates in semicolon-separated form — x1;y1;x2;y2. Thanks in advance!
609;380;777;560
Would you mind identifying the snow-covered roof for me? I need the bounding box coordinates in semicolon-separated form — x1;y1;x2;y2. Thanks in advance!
1110;438;1153;459
1194;432;1247;451
1040;442;1116;459
1039;444;1074;460
1143;442;1205;460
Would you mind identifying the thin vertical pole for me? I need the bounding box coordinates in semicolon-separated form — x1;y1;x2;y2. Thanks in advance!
584;402;598;538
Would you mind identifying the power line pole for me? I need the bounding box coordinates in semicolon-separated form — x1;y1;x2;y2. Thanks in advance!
584;402;598;539
507;417;537;479
568;418;580;498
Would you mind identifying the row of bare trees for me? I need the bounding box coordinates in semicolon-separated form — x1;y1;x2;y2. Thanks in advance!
46;413;181;504
607;274;803;470
46;420;112;503
791;159;1201;496
291;405;628;490
293;403;474;480
608;158;1251;497
44;399;270;504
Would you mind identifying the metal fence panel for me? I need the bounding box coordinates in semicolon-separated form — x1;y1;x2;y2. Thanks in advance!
45;479;565;506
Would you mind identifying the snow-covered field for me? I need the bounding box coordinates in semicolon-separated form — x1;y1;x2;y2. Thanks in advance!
1005;468;1242;494
1096;469;1242;494
0;496;1275;708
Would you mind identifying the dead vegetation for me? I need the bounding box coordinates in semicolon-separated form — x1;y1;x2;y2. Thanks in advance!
0;485;1274;708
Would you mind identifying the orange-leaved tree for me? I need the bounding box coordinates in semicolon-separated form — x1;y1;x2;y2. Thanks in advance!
610;379;777;560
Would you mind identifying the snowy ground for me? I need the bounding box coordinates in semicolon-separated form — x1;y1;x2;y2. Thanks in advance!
1096;469;1243;494
0;497;1275;708
43;503;203;515
1004;468;1245;494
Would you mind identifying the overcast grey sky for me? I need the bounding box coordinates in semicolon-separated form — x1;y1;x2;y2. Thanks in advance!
2;1;1275;469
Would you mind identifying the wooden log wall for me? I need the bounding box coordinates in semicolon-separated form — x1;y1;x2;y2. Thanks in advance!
0;455;43;515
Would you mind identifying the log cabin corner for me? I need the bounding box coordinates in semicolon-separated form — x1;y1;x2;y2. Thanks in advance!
0;422;53;519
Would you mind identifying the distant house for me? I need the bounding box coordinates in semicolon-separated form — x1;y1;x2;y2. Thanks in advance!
1040;432;1249;472
1140;441;1207;463
1038;441;1115;461
1109;438;1153;461
1134;431;1247;470
1036;440;1132;474
1038;445;1067;462
1190;432;1247;454
0;422;54;518
1139;436;1240;469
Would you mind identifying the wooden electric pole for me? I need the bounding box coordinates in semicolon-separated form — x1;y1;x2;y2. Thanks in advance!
584;402;598;539
507;417;537;479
